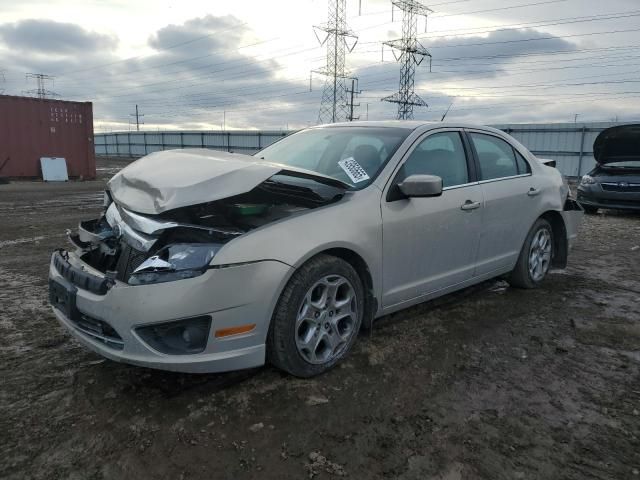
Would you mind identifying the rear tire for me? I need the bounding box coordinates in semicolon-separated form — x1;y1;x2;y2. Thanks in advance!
508;218;554;289
583;205;598;214
267;255;364;377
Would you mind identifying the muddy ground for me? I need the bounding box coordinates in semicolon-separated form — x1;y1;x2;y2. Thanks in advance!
1;157;639;479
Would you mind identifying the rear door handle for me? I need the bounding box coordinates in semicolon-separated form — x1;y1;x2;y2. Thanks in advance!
527;187;541;197
461;200;481;211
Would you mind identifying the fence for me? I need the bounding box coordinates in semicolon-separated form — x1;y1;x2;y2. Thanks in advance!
95;122;623;178
94;130;289;158
493;122;620;178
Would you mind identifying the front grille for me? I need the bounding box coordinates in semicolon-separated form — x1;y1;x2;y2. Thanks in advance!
115;243;147;281
71;313;124;350
601;182;640;192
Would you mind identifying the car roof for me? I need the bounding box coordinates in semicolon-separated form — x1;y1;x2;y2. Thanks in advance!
312;120;505;135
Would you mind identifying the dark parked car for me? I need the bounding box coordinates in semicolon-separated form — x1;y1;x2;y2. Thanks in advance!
578;124;640;213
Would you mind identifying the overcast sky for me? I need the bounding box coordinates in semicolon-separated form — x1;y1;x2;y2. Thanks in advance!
0;0;639;131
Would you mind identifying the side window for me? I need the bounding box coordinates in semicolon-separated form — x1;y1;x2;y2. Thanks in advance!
398;132;469;188
514;149;531;174
469;133;519;181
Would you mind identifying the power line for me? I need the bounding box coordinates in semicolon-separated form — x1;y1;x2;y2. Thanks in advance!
88;47;640;116
92;43;640;108
61;4;639;124
357;9;640;45
95;91;640;127
50;1;634;95
57;21;254;76
45;9;640;102
57;25;640;105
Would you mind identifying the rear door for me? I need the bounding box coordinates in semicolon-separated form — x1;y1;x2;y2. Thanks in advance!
466;130;543;276
381;129;483;308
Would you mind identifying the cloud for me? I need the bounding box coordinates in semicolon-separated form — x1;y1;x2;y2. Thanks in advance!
58;14;312;130
427;27;575;61
0;10;635;129
148;15;248;53
0;19;117;54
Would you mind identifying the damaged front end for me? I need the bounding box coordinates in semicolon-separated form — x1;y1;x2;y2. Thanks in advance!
67;173;347;288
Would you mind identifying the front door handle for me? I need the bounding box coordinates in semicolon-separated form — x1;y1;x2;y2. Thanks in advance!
461;200;481;211
527;187;541;197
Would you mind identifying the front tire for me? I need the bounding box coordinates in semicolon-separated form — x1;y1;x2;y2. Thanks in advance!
267;255;364;377
583;205;598;214
508;218;553;289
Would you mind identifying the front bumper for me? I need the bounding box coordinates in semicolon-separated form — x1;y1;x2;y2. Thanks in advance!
577;185;640;211
49;252;292;373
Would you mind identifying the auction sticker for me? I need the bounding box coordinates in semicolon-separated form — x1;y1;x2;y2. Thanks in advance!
338;157;370;183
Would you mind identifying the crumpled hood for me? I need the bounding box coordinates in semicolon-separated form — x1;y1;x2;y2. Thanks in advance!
108;149;285;214
593;124;640;164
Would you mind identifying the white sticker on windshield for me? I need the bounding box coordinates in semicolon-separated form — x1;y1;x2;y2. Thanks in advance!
338;157;370;184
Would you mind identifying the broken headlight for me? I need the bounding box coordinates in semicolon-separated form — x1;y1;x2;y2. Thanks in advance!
128;243;222;285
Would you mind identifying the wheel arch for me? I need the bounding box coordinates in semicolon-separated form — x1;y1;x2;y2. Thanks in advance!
540;210;568;268
320;247;377;330
276;246;378;331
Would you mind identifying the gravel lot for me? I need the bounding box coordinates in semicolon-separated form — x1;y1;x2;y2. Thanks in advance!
1;157;639;479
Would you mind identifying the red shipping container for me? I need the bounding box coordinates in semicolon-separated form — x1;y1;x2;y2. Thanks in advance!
0;95;95;179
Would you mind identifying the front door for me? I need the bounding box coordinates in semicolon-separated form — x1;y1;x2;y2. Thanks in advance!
381;130;483;309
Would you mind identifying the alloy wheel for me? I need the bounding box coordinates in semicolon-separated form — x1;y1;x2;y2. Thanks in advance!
528;228;552;282
295;275;358;365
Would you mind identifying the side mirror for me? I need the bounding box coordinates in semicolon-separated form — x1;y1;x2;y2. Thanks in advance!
398;174;443;198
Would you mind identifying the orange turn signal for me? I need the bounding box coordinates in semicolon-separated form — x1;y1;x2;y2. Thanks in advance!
215;324;256;338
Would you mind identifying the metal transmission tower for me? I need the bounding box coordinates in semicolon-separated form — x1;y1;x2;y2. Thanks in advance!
314;0;358;124
25;73;58;99
382;0;432;120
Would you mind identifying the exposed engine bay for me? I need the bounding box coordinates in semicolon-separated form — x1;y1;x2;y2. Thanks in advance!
69;173;346;286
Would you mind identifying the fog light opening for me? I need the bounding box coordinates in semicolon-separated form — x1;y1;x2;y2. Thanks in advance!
182;325;206;347
136;316;211;355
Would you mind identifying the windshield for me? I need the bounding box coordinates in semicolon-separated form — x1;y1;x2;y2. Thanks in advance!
255;127;411;188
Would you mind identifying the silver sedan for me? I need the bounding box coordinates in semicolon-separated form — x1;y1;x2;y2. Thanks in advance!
48;122;583;377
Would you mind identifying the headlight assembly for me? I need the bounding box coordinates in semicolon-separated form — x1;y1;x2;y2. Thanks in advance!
580;175;596;186
129;243;222;285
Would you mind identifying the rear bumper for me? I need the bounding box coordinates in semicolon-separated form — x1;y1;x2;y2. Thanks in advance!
49;252;292;373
